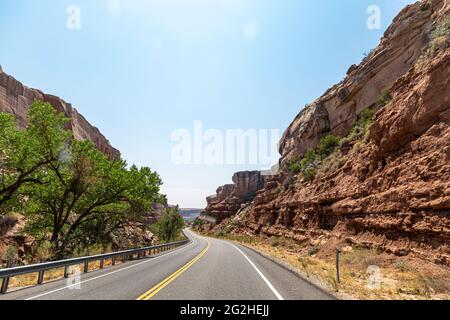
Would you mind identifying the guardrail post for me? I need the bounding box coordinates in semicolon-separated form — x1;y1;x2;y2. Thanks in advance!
0;239;190;294
336;246;341;283
64;266;70;278
1;277;9;294
1;262;12;294
37;260;45;284
37;270;45;285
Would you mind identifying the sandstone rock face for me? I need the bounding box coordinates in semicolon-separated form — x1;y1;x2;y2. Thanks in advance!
230;48;450;265
205;0;450;265
279;0;445;165
0;69;120;159
200;171;266;225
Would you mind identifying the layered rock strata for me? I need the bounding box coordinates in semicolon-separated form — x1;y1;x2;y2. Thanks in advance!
0;68;120;159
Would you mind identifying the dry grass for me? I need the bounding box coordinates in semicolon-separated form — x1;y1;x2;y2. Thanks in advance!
212;233;450;300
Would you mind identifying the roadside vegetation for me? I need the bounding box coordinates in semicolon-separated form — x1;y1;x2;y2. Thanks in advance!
149;206;185;243
0;101;166;263
210;232;450;300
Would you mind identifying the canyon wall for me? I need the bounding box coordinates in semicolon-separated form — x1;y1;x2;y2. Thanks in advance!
279;0;442;165
0;67;120;159
199;171;266;226
201;0;450;265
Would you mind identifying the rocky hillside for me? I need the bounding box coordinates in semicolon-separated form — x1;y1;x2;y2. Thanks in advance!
0;67;120;159
199;171;266;224
200;0;450;266
279;0;445;166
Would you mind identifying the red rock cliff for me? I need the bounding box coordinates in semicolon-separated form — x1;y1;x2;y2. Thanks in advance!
279;0;444;166
200;171;266;225
202;0;450;265
0;67;120;159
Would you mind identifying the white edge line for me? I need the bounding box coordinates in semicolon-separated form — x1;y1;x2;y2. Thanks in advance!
229;243;285;301
25;237;198;300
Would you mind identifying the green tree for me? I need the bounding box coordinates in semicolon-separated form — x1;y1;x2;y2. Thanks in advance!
0;101;69;211
155;206;185;243
23;139;163;257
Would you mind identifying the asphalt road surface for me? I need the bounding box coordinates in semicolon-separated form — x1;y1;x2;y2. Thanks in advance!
0;229;335;300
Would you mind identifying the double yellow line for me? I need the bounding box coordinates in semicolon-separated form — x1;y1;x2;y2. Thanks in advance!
136;240;211;300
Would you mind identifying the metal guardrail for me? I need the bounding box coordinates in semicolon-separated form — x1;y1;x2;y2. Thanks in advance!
0;238;190;294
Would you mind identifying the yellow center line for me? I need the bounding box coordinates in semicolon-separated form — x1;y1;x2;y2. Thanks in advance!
136;240;211;300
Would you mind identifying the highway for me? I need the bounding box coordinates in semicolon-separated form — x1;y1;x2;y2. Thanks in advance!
0;229;335;300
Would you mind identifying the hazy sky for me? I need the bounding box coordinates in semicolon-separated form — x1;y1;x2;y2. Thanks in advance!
0;0;415;208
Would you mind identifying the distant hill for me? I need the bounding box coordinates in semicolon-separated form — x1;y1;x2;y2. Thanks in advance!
179;208;202;222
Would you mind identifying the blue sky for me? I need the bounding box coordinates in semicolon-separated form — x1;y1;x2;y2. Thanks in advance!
0;0;415;208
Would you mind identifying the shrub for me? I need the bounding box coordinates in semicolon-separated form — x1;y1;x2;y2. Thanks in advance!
286;136;340;183
308;246;319;256
288;160;302;175
300;149;316;168
192;218;204;228
317;135;341;159
3;246;18;266
270;237;282;247
346;107;376;142
155;206;185;242
416;15;450;70
303;168;317;182
287;149;318;181
34;241;53;262
394;260;413;273
377;90;391;107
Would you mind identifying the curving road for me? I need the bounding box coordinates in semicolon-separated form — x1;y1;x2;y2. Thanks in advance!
0;229;334;300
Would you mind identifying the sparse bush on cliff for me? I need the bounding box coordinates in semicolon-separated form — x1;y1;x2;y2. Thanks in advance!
300;149;317;169
287;149;318;182
416;14;450;70
317;134;341;160
288;158;302;175
288;135;340;182
344;106;377;142
192;218;204;228
377;89;391;107
303;168;317;182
